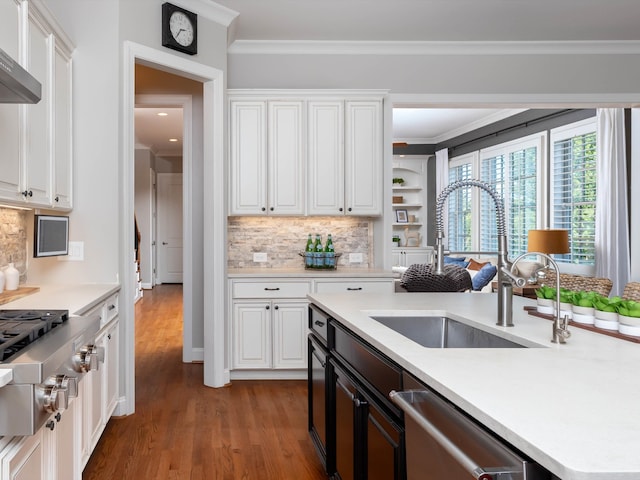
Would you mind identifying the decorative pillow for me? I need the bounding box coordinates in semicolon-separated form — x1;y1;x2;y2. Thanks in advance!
471;263;498;291
443;256;469;268
467;258;489;271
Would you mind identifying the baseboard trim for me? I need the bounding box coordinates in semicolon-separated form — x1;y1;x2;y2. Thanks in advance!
230;370;308;381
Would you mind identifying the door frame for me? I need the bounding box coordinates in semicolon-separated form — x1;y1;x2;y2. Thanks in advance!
122;41;226;415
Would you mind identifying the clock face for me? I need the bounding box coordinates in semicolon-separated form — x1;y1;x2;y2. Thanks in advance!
169;11;194;47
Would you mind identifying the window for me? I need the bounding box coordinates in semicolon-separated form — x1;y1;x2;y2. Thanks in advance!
550;119;597;270
446;155;473;252
478;135;543;258
446;117;596;269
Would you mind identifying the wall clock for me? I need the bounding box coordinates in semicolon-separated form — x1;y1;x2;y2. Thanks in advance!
162;3;198;55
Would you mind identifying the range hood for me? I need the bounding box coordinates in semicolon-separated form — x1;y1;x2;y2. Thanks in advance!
0;47;41;104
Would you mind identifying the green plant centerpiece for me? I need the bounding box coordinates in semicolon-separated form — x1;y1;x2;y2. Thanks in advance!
571;291;598;324
392;177;405;185
617;300;640;328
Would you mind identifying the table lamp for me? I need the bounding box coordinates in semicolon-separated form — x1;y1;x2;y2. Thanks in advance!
527;229;570;284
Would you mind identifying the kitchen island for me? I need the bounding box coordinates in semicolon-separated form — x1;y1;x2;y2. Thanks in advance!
308;291;640;480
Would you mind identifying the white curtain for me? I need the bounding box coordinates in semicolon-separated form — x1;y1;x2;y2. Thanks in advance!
435;148;449;236
595;108;630;296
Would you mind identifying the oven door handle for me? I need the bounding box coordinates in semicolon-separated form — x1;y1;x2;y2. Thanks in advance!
390;390;523;480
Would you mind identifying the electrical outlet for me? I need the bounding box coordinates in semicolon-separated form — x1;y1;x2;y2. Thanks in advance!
349;253;363;264
253;252;268;263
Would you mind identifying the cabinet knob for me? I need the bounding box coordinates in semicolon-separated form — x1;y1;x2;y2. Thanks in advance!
348;207;352;212
22;190;33;197
261;207;266;211
274;305;279;310
270;207;274;211
46;420;56;431
339;207;343;212
55;196;59;202
265;305;270;310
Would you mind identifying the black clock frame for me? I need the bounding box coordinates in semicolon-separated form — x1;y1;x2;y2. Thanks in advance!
161;2;198;55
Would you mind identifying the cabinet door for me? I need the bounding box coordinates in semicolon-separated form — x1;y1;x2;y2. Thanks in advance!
25;10;52;207
272;301;308;368
229;101;267;215
103;320;119;420
404;249;433;267
345;100;382;216
54;400;78;480
364;396;404;480
1;431;45;480
87;360;104;451
52;44;72;209
232;302;271;369
0;0;22;203
307;101;344;215
268;101;305;214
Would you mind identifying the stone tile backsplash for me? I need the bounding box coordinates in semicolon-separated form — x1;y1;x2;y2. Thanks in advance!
227;216;373;269
0;208;28;281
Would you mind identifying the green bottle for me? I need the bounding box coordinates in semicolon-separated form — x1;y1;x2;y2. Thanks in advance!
324;234;335;268
305;234;314;267
313;234;323;268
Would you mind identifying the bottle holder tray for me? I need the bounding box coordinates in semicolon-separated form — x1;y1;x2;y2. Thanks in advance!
299;252;342;270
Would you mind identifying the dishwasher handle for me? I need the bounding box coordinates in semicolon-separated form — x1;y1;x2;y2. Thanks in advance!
390;390;523;480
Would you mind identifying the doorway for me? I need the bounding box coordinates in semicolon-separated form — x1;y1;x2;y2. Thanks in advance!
122;41;226;416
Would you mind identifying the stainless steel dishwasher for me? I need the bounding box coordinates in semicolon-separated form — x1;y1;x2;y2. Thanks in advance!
390;374;553;480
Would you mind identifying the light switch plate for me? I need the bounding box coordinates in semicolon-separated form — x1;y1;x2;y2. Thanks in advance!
349;253;363;263
253;252;268;263
59;241;84;261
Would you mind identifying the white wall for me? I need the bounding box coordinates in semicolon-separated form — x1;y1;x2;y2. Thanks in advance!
28;0;120;286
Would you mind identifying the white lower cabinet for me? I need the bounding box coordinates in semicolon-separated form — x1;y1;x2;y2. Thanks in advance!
1;430;44;480
0;398;78;480
85;318;119;459
230;279;311;377
232;300;308;371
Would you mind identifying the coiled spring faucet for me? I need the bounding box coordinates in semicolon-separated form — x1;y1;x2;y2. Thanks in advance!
435;179;525;327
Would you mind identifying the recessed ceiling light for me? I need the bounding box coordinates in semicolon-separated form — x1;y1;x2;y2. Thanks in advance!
157;112;168;116
169;138;178;142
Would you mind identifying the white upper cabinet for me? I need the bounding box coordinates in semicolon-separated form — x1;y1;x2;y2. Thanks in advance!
52;44;72;209
229;101;267;215
308;99;382;216
25;7;53;206
0;1;73;210
0;0;24;203
344;100;382;216
229;91;385;217
268;101;305;214
229;99;304;215
307;100;344;215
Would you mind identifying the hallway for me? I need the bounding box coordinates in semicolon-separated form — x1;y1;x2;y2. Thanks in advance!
83;284;326;479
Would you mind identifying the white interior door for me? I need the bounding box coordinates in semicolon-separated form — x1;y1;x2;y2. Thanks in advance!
157;173;183;283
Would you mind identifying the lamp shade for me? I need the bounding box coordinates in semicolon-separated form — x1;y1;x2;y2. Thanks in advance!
527;229;569;254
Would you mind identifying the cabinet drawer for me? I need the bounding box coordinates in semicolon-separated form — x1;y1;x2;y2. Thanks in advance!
103;293;119;325
315;280;392;294
233;281;311;299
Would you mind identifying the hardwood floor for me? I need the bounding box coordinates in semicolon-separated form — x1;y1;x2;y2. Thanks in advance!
83;284;327;480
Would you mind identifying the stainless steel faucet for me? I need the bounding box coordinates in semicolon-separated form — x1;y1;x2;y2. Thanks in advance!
434;179;525;327
510;252;571;344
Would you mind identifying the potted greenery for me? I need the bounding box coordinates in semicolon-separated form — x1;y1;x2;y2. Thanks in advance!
616;300;640;336
571;291;598;325
558;288;575;319
392;234;401;247
535;286;555;314
392;177;405;186
593;295;622;330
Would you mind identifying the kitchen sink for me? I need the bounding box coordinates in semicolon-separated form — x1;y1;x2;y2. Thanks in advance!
369;315;526;348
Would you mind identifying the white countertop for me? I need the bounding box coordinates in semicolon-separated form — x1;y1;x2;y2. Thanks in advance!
308;291;640;480
228;267;394;278
1;284;120;315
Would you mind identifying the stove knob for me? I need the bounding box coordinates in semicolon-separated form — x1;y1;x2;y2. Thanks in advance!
46;374;78;398
73;344;103;372
36;383;68;414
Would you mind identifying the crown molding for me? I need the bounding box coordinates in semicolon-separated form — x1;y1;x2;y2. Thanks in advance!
173;0;238;27
228;39;640;56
